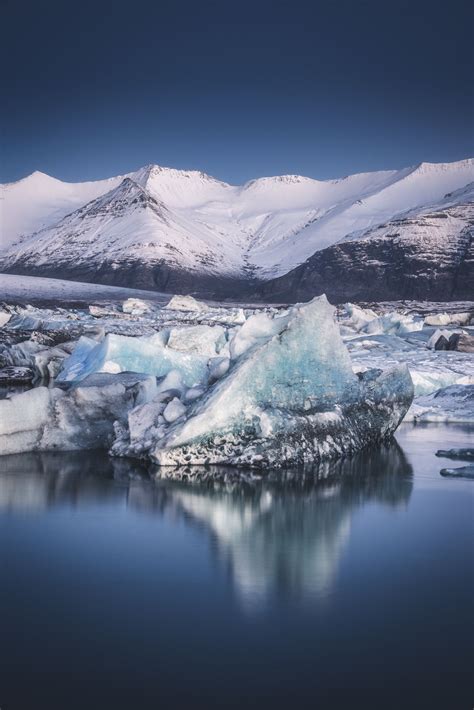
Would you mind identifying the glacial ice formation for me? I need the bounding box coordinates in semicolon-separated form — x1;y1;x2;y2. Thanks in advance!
111;296;414;467
404;384;474;423
346;329;474;397
0;311;11;327
424;312;472;327
165;294;208;312
57;325;227;387
0;373;157;455
122;298;153;315
4;292;472;464
342;303;423;335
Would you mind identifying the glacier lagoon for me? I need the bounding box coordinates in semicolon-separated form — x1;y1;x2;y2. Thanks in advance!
0;423;473;709
0;280;473;707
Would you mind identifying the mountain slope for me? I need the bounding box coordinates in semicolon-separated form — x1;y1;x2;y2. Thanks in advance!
0;170;127;249
1;159;473;299
256;185;474;302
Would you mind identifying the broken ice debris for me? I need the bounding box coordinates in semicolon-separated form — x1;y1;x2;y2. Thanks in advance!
0;372;157;456
405;385;474;423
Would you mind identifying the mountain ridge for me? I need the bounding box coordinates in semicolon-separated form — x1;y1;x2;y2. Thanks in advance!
1;158;473;300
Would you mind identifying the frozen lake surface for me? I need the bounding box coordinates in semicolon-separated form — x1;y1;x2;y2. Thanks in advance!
0;423;472;709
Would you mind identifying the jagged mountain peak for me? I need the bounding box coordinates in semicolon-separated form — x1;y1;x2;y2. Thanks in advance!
64;176;169;223
131;163;230;189
1;156;473;300
2;170;63;189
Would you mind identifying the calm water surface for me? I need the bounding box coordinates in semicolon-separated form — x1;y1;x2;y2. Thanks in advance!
0;424;472;709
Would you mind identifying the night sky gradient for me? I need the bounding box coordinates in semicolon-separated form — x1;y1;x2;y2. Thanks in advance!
2;0;473;184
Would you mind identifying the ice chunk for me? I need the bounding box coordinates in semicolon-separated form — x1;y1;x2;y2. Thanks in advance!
112;297;413;468
439;465;474;479
0;373;157;456
55;336;99;382
57;332;212;387
128;400;164;445
229;311;290;360
156;369;185;396
342;303;378;331
184;386;206;402
435;448;474;461
362;312;423;335
122;298;152;315
5;313;43;330
0;311;11;327
0;387;51;438
341;304;423;336
165;294;208;312
167;324;225;356
208;356;230;383
409;370;473;397
163;398;187;423
425;312;472;327
0;335;72;383
452;333;474;353
405;384;474;423
347;327;474;398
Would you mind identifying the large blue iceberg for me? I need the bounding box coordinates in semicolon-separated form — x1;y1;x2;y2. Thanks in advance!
0;297;413;463
111;296;414;468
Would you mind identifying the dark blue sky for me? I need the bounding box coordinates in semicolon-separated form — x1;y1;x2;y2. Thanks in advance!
2;0;473;184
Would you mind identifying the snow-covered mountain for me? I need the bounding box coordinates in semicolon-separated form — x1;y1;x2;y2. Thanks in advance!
0;159;473;299
258;182;474;302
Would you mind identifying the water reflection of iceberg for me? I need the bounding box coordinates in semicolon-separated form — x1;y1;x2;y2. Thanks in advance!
160;444;413;605
0;443;412;604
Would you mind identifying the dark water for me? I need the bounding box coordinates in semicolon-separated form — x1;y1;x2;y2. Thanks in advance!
0;425;472;709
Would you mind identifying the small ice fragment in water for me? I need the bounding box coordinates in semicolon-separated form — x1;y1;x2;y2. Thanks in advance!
435;448;474;461
440;465;474;479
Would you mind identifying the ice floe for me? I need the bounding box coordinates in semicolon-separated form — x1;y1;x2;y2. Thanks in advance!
439;465;474;479
111;297;413;467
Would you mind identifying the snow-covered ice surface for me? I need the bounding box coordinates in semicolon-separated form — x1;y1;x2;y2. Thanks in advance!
339;302;474;420
0;280;472;467
0;273;171;306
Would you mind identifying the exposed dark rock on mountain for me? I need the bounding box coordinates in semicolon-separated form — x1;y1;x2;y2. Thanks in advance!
255;204;474;303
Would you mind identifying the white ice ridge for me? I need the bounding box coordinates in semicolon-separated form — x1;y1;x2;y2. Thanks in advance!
110;296;414;467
